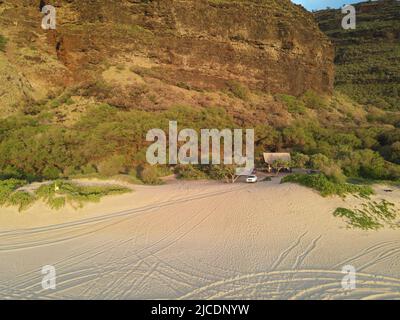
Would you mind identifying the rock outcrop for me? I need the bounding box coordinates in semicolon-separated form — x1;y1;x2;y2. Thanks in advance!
0;0;334;117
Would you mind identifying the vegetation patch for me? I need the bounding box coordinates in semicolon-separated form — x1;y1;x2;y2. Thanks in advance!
137;165;170;185
205;165;238;184
275;94;306;114
0;179;36;212
302;90;328;110
334;200;399;230
175;165;207;180
35;181;131;210
315;2;400;111
281;174;374;198
8;191;36;212
226;80;250;100
0;95;399;186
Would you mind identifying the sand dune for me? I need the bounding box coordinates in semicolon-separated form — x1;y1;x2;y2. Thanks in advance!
0;178;399;300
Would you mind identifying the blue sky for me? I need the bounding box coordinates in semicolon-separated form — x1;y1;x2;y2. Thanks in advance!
291;0;360;11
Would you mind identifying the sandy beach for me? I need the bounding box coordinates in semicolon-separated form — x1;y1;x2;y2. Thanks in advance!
0;178;399;300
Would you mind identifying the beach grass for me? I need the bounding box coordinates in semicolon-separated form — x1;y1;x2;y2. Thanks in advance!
0;179;132;212
334;200;399;230
35;181;132;210
0;179;35;212
281;174;374;198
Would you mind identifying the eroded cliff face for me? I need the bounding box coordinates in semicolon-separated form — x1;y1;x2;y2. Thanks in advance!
0;0;334;118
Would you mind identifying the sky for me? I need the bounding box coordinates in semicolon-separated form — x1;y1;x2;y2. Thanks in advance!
291;0;361;11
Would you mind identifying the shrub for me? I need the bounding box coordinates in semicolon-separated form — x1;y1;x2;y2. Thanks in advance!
226;80;250;100
0;166;24;180
309;154;346;183
63;166;80;177
341;150;392;180
175;165;207;180
42;166;61;180
309;154;331;170
0;179;37;212
0;179;27;205
282;125;316;150
276;94;306;114
388;141;400;164
138;166;163;185
206;165;237;183
154;165;173;178
291;153;310;168
302;90;328;110
47;196;66;210
322;165;347;184
80;80;112;99
80;164;97;175
8;191;36;212
97;155;126;177
387;164;400;181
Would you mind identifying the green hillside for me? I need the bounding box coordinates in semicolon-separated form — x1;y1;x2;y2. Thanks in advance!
315;0;400;110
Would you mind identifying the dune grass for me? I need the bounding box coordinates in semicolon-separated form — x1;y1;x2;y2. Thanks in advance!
0;179;132;212
334;200;399;230
35;181;132;210
0;179;36;212
282;174;398;230
8;191;36;212
281;174;374;198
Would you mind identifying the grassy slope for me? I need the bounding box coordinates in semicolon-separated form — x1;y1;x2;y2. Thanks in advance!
315;0;400;111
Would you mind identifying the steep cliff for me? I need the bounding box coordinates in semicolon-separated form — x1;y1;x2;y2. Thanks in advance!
0;0;334;117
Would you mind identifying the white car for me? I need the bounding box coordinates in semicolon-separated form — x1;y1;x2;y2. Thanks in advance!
246;175;258;183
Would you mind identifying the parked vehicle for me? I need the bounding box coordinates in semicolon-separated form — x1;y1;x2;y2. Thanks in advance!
246;175;258;183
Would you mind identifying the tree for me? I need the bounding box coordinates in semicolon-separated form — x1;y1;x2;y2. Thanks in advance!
309;154;331;170
291;153;310;168
271;160;291;176
207;165;238;184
